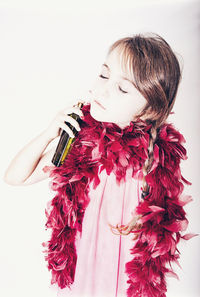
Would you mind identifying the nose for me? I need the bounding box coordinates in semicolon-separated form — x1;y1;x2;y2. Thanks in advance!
89;83;109;102
89;89;108;106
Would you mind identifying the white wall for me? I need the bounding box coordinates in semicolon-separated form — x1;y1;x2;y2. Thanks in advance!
0;1;199;296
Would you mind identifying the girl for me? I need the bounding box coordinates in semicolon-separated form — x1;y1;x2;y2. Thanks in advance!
4;33;193;297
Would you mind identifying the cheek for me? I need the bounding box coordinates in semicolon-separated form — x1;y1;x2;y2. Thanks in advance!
92;79;105;93
108;99;132;119
119;97;146;118
130;93;147;111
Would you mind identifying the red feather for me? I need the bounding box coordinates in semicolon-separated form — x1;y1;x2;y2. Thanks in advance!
42;104;194;297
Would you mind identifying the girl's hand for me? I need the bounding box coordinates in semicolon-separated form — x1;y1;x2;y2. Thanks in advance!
44;105;84;141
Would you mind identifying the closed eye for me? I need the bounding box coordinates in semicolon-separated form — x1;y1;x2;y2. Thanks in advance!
99;75;128;94
118;86;128;94
99;74;108;79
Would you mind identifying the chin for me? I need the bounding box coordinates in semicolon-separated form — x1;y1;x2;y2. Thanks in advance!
90;104;105;123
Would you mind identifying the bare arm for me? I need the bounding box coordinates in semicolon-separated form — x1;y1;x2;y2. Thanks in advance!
23;144;57;186
3;130;55;186
3;105;83;186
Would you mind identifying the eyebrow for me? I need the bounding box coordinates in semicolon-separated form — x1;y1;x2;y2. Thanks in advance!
102;63;135;86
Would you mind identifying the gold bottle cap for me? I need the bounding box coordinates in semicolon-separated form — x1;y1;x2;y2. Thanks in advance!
77;102;84;108
73;101;84;108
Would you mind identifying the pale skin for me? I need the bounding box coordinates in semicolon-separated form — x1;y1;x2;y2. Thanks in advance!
3;106;84;186
89;47;147;127
4;47;147;186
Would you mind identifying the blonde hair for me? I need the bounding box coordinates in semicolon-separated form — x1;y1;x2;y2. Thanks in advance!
108;33;182;236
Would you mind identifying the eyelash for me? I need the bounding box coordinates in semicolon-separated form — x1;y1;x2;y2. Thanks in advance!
99;74;128;94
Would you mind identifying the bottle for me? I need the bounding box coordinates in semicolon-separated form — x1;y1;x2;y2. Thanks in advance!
51;102;84;167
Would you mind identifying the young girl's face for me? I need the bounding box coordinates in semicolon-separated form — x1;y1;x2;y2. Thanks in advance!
89;47;147;128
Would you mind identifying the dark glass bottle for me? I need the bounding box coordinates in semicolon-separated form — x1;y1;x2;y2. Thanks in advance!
51;102;84;167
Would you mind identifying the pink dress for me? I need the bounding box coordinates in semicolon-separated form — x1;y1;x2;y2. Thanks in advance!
55;167;143;297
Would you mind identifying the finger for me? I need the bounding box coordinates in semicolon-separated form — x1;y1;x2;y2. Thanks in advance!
59;123;75;138
61;115;81;132
62;106;84;118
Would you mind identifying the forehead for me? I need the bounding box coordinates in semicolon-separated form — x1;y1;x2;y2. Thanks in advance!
105;46;133;78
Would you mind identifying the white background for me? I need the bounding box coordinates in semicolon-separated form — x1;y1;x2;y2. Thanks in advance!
0;0;200;296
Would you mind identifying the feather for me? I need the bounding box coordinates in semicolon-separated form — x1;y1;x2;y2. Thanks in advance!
42;104;193;297
181;233;198;240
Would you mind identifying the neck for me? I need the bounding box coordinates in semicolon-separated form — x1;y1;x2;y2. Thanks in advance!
83;104;150;132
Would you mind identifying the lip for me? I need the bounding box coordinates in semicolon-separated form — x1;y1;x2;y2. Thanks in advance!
94;99;106;110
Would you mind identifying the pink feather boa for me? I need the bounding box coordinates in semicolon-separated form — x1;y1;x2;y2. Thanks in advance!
42;103;194;297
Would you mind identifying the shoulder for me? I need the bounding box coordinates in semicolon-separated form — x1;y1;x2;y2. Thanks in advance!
147;122;191;186
147;122;188;175
158;121;185;142
156;121;187;161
